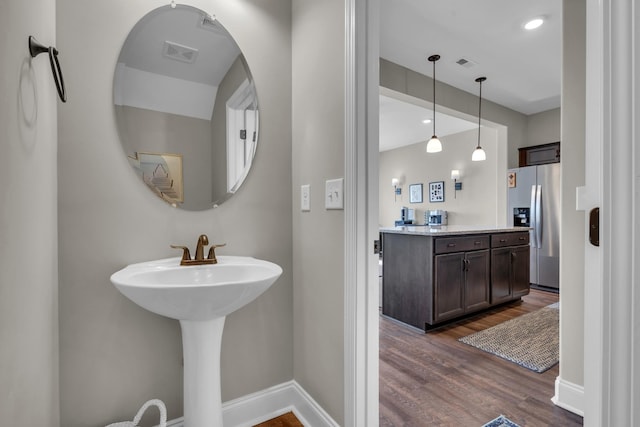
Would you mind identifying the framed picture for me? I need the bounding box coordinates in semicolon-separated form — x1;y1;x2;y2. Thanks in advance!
429;181;445;203
128;152;184;206
409;183;423;203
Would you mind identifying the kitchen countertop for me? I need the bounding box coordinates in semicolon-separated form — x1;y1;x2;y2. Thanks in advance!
379;225;531;236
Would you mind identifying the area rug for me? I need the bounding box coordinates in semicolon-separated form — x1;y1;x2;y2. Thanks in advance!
482;414;521;427
459;303;559;373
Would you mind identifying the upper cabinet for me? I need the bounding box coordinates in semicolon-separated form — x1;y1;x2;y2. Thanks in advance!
518;142;560;167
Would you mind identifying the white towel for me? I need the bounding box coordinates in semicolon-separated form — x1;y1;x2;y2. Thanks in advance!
105;399;167;427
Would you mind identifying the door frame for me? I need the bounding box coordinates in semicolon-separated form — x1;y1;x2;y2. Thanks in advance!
583;0;639;425
345;0;638;426
344;0;379;425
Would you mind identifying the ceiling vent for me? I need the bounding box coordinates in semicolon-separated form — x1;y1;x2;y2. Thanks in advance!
162;41;199;64
455;57;478;69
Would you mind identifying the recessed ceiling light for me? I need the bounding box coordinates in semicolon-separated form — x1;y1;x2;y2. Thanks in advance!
422;119;432;124
524;17;544;30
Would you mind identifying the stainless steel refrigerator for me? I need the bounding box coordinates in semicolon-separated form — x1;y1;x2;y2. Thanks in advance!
507;163;560;289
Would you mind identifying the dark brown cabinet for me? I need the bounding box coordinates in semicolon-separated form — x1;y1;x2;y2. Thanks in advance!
434;253;465;321
433;243;490;323
518;142;560;166
490;233;530;304
381;229;530;331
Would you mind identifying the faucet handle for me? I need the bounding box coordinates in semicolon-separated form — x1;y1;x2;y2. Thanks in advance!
207;243;227;263
170;245;192;263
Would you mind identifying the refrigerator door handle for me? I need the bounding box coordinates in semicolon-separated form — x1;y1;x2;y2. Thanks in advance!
530;184;538;248
535;184;542;249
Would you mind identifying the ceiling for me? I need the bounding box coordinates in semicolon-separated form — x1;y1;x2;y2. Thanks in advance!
379;94;476;152
379;0;562;151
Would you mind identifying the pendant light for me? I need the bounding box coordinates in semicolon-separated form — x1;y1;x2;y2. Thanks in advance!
426;54;442;153
472;76;487;161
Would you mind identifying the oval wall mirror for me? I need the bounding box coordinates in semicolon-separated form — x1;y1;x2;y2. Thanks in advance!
114;5;259;210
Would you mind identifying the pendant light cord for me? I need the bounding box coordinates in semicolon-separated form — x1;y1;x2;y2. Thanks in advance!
477;79;482;147
428;54;440;137
432;59;436;136
475;76;486;148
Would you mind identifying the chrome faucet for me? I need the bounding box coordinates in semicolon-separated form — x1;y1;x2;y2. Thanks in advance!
171;234;226;266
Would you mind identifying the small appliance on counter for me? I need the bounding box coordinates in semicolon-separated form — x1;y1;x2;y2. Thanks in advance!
426;209;448;226
394;206;415;226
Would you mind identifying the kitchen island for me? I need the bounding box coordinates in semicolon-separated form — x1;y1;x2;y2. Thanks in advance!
380;225;530;331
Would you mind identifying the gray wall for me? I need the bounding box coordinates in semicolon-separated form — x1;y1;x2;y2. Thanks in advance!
292;0;345;424
0;0;59;425
380;128;500;227
379;107;561;229
560;0;586;387
526;107;561;147
57;1;292;426
115;106;212;210
380;58;528;169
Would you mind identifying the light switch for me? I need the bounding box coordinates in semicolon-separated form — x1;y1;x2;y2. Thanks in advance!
325;178;344;210
301;184;310;212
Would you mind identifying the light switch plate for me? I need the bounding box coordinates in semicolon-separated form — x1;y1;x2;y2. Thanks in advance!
301;184;310;212
325;178;344;210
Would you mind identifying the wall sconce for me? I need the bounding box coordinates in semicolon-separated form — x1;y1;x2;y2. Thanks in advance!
451;170;462;198
392;178;402;201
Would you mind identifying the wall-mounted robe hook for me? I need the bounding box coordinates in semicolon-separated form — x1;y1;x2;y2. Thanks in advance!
29;36;67;103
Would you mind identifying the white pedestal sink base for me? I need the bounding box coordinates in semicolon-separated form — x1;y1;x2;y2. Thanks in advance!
180;317;226;427
111;256;283;427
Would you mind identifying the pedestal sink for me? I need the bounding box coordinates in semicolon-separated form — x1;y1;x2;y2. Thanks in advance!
110;256;283;427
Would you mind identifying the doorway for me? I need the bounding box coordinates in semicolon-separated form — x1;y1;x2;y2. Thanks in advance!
347;0;637;425
378;2;572;424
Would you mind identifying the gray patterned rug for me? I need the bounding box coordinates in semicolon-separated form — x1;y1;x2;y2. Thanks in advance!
459;303;559;373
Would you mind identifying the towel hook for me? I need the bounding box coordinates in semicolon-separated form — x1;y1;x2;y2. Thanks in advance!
28;36;67;103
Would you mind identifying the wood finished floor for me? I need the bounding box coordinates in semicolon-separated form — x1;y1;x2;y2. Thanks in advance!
254;411;303;427
380;289;584;427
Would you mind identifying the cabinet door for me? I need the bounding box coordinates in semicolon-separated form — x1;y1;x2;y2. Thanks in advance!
434;253;465;322
511;245;531;297
491;247;512;304
465;249;491;312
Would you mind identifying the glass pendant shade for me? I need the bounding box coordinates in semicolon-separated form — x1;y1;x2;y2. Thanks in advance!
472;146;486;161
426;136;442;153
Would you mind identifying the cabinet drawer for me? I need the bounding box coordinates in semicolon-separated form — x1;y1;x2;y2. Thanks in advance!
491;232;529;248
435;235;490;254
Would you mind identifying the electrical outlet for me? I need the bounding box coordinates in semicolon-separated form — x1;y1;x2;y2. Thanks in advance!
325;178;344;210
301;184;310;211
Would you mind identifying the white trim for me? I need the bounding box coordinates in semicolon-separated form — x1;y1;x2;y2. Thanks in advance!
583;0;605;425
226;79;256;193
552;376;584;417
160;381;338;427
584;0;640;425
344;0;380;425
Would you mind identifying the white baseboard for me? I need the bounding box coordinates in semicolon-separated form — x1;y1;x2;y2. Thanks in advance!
161;380;338;427
551;376;584;417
